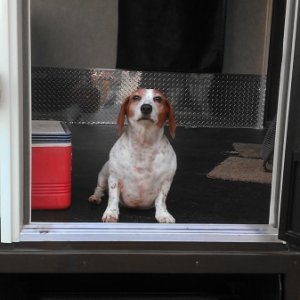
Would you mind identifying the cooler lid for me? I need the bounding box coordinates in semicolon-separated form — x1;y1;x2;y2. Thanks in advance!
32;120;71;144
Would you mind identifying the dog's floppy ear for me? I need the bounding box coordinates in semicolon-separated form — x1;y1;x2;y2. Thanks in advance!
117;97;130;135
165;99;177;139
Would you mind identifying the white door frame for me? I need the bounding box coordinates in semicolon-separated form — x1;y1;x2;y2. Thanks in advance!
0;0;24;243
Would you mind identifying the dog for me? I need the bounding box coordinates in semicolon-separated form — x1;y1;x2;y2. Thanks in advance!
88;88;177;223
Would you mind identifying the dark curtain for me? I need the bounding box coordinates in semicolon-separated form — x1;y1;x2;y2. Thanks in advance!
116;0;226;73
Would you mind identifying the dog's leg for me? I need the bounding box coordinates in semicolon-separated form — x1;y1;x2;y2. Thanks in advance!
88;161;109;204
102;175;120;222
155;180;175;223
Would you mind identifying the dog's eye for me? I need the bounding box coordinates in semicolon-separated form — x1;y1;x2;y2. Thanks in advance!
132;95;141;101
154;96;162;103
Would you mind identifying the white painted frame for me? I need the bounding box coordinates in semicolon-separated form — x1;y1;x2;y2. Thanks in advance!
0;0;297;243
0;0;24;243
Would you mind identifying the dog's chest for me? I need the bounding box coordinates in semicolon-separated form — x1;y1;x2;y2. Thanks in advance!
121;159;163;208
111;137;172;207
122;144;164;187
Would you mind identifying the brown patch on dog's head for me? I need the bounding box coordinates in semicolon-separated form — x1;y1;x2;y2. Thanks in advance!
155;90;176;139
117;97;130;135
117;90;144;134
166;99;177;139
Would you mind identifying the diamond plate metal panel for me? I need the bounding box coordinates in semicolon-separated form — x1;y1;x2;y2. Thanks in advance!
32;67;266;128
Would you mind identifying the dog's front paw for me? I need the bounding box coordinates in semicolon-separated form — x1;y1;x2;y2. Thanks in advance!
155;211;175;223
102;208;119;222
88;195;102;205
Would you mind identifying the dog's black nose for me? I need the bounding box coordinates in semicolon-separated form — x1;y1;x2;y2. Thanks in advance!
141;104;152;115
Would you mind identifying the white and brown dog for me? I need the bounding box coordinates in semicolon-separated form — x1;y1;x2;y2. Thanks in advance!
89;88;177;223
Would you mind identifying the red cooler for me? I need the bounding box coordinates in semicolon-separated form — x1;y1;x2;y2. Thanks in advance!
32;120;72;210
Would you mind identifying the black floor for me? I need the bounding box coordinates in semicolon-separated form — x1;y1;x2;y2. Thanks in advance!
32;125;271;224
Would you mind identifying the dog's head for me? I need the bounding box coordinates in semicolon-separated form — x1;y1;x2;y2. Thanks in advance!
117;88;176;138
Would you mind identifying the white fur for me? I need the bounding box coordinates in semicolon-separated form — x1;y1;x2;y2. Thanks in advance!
89;89;177;223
